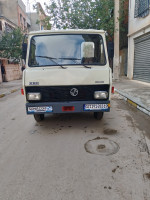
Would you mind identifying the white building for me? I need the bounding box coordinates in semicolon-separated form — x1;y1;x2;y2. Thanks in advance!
128;0;150;83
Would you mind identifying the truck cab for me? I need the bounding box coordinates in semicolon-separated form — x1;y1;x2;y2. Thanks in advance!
22;29;112;122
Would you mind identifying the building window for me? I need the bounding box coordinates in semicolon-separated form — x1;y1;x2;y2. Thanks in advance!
20;14;23;24
23;18;26;25
23;18;26;30
5;23;13;33
41;25;44;30
135;0;150;18
0;21;2;31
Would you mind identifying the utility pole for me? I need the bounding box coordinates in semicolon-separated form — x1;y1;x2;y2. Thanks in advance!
113;0;120;80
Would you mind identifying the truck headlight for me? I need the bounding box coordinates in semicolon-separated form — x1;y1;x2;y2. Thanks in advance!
27;93;41;100
94;91;108;99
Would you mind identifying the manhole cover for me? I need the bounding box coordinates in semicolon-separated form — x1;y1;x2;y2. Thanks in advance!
84;137;119;155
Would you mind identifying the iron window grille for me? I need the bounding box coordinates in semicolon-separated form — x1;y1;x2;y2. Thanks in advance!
134;0;150;18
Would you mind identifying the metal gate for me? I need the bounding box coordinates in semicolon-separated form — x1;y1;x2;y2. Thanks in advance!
134;33;150;83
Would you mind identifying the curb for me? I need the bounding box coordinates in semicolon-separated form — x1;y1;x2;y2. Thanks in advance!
115;89;150;117
0;88;20;98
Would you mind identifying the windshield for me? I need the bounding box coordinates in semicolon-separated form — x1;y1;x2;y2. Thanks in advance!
28;34;106;67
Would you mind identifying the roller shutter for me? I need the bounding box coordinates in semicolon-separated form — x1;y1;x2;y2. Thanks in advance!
133;33;150;83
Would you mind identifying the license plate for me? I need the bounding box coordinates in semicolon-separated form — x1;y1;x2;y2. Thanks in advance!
28;106;53;113
84;104;108;111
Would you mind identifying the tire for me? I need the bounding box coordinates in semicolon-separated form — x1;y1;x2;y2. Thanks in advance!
34;114;45;122
94;112;104;120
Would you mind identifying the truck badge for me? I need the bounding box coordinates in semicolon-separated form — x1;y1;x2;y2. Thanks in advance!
29;82;39;85
70;88;78;96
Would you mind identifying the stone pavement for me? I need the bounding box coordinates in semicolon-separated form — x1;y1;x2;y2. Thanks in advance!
0;77;150;116
113;77;150;116
0;79;22;98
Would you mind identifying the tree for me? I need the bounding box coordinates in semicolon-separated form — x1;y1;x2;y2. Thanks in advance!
45;0;114;39
36;16;51;30
33;3;51;30
0;27;24;62
45;0;128;43
119;0;129;49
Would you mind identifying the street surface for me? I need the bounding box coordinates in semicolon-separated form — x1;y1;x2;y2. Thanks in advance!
0;91;150;200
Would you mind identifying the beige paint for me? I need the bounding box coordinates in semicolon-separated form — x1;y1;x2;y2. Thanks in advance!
24;66;111;86
24;30;112;99
127;0;150;79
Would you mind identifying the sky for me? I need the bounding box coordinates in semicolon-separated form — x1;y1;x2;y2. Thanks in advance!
22;0;50;12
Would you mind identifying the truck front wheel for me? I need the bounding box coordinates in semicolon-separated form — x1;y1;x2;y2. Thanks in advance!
94;112;104;120
34;114;45;122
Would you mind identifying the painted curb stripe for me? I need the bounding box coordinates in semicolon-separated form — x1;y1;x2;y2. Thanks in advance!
0;94;5;98
0;88;20;98
127;99;137;108
114;89;150;116
11;89;17;93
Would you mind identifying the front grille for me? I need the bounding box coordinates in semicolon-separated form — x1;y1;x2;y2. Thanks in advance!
25;85;109;102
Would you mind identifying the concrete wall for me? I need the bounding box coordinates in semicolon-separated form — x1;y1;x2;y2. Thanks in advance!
18;0;26;12
17;0;27;31
128;0;150;36
0;0;27;30
27;3;48;31
27;13;40;31
0;0;26;83
0;17;16;31
120;48;128;76
5;64;22;82
0;0;18;25
0;59;22;82
127;0;150;79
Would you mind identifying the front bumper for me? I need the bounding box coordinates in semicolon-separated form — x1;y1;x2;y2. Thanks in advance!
26;100;110;114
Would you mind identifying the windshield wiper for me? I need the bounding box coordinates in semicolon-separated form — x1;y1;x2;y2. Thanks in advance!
59;57;91;69
59;57;81;60
36;56;91;69
35;56;67;69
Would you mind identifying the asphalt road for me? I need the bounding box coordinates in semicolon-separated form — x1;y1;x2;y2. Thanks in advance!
0;91;150;200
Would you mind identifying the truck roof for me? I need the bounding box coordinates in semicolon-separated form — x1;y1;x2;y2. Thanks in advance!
28;29;105;36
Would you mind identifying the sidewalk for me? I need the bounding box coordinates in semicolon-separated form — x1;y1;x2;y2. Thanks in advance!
0;79;22;98
113;77;150;116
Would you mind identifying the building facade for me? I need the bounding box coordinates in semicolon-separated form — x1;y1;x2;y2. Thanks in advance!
0;16;21;83
128;0;150;83
0;0;49;83
27;3;49;32
0;0;28;83
0;16;16;37
0;0;30;31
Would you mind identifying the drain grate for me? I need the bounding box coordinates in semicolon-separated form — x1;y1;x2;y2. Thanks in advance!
85;137;119;155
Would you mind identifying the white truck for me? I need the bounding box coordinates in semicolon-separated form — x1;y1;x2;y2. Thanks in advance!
22;29;112;122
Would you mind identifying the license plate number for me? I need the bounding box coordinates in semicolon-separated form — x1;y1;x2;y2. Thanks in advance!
28;106;53;113
84;104;108;111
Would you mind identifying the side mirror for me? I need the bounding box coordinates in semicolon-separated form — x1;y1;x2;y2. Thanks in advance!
22;43;27;60
81;42;95;58
22;34;28;60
